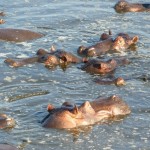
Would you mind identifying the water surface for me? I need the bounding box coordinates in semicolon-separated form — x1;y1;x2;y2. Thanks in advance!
0;0;150;149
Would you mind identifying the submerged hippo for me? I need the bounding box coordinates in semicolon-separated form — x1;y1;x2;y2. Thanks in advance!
42;95;131;129
77;31;138;57
0;12;5;16
114;0;150;13
0;114;15;129
5;47;87;68
0;19;5;24
80;57;130;75
94;77;126;86
0;28;44;42
0;144;18;150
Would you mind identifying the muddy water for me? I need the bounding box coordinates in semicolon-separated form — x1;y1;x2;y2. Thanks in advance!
0;0;150;149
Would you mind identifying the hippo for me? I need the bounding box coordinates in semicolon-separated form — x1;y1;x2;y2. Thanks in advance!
0;12;5;16
5;47;87;68
0;114;15;129
42;95;131;129
0;28;44;42
77;31;138;57
114;0;150;13
0;19;5;24
0;144;18;150
94;77;126;86
80;57;130;75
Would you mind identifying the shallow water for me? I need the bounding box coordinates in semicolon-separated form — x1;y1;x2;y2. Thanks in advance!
0;0;150;149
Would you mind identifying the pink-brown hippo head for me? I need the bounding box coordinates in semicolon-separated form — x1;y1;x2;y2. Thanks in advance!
81;59;117;75
114;0;150;13
111;35;138;52
42;95;130;129
0;114;15;129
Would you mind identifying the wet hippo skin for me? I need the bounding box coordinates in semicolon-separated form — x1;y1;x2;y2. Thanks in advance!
42;95;131;129
0;144;18;150
80;57;129;75
77;31;138;57
114;0;150;13
4;48;87;68
94;77;126;86
0;114;15;129
0;28;44;42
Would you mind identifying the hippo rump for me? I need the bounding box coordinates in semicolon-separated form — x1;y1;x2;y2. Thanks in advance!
4;47;87;68
0;144;18;150
42;95;131;129
114;0;150;13
0;28;44;42
0;114;15;129
77;31;138;57
80;57;130;75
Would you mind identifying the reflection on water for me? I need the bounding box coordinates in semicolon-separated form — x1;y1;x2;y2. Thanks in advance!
0;0;150;150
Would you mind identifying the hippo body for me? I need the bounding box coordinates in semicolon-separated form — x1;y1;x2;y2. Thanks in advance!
78;31;138;57
5;48;85;68
0;114;15;129
0;28;43;42
114;1;150;13
42;95;131;129
0;144;18;150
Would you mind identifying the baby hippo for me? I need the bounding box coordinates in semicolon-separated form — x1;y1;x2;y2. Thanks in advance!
80;57;130;75
114;0;150;13
0;114;15;129
77;31;138;57
5;48;86;68
42;95;131;129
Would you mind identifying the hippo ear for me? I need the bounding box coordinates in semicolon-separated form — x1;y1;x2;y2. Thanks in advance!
72;105;79;115
47;104;55;112
50;45;56;52
109;29;112;35
132;36;138;44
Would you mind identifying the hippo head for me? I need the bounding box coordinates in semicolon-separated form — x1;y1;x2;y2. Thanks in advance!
109;95;131;116
0;114;15;129
44;55;59;68
114;0;129;13
111;35;138;52
42;101;96;129
77;46;88;56
114;77;126;86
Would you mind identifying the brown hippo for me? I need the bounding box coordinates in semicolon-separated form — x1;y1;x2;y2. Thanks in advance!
81;59;117;75
114;0;150;13
5;48;87;68
77;32;138;57
42;95;131;129
94;77;126;86
0;12;5;16
80;57;130;75
0;19;5;24
0;28;44;42
0;114;15;129
0;144;18;150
